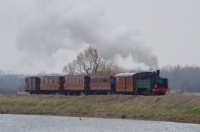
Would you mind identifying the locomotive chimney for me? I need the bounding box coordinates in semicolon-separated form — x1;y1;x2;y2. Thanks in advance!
157;70;160;77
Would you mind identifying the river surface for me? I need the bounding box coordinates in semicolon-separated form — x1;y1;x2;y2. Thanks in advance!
0;114;200;132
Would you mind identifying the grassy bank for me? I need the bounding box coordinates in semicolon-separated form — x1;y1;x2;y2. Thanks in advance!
0;94;200;124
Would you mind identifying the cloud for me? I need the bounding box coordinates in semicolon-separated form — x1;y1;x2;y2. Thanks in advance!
16;0;158;73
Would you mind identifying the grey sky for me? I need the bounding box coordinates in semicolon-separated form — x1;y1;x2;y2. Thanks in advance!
0;0;200;74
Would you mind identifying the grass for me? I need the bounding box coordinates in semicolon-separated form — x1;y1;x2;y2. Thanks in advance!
0;94;200;124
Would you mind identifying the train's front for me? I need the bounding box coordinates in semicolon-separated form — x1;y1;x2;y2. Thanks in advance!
152;70;170;95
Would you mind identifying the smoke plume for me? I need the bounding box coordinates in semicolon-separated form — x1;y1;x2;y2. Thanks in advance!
16;0;158;72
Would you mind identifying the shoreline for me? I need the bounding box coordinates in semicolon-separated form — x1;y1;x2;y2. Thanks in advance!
0;94;200;124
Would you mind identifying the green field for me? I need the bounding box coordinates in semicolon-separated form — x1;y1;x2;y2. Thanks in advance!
0;94;200;124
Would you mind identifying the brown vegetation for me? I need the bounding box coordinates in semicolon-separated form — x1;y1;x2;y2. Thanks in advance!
0;94;200;124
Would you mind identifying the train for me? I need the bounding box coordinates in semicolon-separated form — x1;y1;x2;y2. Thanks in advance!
25;70;170;95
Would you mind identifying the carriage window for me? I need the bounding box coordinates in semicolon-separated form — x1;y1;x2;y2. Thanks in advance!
116;77;118;83
103;78;107;82
81;78;83;83
95;78;98;83
78;78;80;83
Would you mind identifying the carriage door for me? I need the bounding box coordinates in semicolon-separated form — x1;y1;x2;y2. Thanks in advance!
122;77;126;92
59;77;65;90
35;77;40;91
116;76;126;92
84;76;90;91
125;76;133;92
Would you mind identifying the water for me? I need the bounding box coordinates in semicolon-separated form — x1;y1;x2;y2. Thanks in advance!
0;114;200;132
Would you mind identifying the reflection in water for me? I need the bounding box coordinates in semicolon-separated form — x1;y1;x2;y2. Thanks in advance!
0;114;200;132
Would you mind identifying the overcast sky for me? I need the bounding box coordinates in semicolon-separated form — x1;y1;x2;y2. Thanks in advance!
0;0;200;74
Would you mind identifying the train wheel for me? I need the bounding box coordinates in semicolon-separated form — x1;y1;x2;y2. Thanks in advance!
143;89;152;96
147;89;152;96
159;93;165;95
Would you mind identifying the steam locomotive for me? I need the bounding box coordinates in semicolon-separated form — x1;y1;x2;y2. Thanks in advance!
25;70;169;95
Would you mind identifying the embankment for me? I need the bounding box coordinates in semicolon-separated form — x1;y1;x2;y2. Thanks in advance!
0;94;200;124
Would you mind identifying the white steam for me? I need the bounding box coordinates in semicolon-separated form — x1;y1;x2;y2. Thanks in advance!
16;0;158;72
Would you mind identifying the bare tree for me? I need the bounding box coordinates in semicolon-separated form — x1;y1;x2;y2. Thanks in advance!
62;46;125;75
62;60;76;75
97;60;126;75
104;62;126;74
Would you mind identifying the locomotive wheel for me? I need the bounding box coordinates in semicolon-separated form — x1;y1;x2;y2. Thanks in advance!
144;89;152;96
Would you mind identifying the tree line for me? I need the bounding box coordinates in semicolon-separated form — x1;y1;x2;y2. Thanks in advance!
160;65;200;92
0;70;25;94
